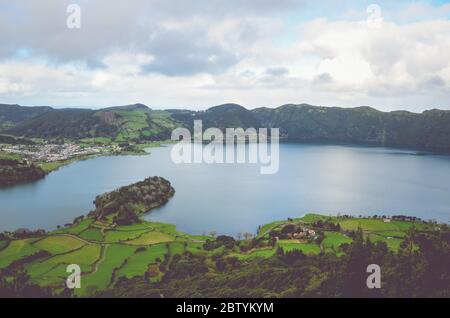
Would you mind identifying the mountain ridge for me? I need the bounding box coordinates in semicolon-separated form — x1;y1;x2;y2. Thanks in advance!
1;102;450;152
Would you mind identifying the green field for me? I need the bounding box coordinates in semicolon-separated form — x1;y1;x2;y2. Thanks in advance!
0;213;433;296
116;244;168;279
0;239;40;269
76;244;138;296
1;218;209;293
52;219;94;235
322;232;353;249
339;218;399;232
103;229;150;243
26;244;101;280
0;151;22;161
368;234;404;251
231;247;277;260
277;240;321;254
79;228;104;242
125;231;174;245
33;236;85;254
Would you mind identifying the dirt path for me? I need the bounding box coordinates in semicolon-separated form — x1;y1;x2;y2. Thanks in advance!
90;244;109;274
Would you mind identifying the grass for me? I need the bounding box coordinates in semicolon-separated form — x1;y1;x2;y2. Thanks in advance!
0;239;40;269
79;228;104;242
33;236;85;254
116;244;168;279
114;223;152;231
0;151;22;161
338;218;400;232
26;244;101;279
146;222;178;235
125;231;174;245
3;213;434;295
374;231;407;238
256;220;286;239
391;220;430;231
76;244;138;296
300;213;332;223
185;242;205;254
322;232;353;250
230;247;277;260
369;234;403;251
52;218;94;235
277;240;321;255
29;264;68;287
103;229;150;243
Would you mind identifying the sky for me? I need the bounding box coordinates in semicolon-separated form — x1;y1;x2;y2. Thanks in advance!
0;0;449;111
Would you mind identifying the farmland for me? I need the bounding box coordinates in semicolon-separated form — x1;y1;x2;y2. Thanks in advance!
0;216;212;297
0;211;441;297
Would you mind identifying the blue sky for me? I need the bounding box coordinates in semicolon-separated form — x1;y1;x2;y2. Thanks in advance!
0;0;449;111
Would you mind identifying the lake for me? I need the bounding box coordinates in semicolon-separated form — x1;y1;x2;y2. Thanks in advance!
1;143;450;235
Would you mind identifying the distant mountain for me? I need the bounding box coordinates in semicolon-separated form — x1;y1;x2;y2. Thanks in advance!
0;104;52;130
2;104;178;141
169;103;261;131
1;102;450;152
251;104;450;151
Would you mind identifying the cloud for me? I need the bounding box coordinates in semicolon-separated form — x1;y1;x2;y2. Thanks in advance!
264;67;289;77
0;1;449;111
0;0;302;70
140;25;238;76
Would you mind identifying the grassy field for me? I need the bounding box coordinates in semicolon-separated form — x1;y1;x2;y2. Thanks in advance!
116;244;168;279
368;234;404;251
103;229;150;243
322;232;353;249
0;218;210;294
278;240;322;254
0;239;40;269
76;244;138;296
0;151;22;161
52;218;94;235
230;247;277;260
0;213;434;296
79;228;104;242
255;213;431;256
26;244;102;279
125;231;174;245
33;236;85;254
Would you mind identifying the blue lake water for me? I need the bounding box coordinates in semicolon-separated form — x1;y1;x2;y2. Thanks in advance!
1;143;450;235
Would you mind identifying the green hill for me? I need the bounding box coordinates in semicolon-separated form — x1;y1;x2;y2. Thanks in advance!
2;103;450;152
0;104;52;131
2;104;179;142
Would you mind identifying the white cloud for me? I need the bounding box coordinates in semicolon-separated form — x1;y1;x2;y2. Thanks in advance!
0;1;449;111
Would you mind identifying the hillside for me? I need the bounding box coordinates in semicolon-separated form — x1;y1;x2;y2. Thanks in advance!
2;104;179;142
0;152;46;187
2;103;450;152
170;103;450;152
0;104;52;131
0;208;448;298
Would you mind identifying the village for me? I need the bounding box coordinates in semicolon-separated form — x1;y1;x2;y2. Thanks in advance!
0;142;112;163
273;222;318;241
